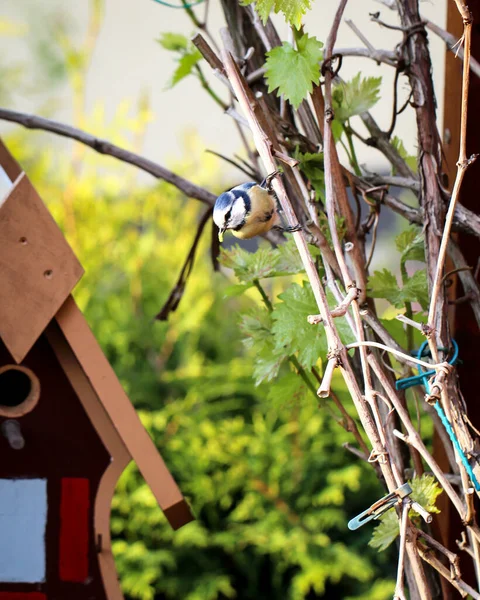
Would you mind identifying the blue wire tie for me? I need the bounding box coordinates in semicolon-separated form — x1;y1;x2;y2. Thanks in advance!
396;340;480;491
151;0;205;8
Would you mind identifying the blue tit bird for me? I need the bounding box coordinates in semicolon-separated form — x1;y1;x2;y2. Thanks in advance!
213;172;301;242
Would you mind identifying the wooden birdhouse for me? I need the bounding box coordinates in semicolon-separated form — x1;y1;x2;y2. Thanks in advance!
0;139;193;600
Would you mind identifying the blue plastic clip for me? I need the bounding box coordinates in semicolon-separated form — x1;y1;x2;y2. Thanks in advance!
348;483;412;530
395;340;480;491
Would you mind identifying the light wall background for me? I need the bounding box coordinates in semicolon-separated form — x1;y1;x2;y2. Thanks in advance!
1;0;448;180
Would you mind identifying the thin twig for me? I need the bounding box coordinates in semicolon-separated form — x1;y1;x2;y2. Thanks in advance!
417;543;480;599
428;8;475;330
0;108;216;205
425;18;480;78
394;500;410;600
368;354;465;519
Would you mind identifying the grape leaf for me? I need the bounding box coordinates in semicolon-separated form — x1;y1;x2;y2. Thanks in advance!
271;281;354;368
241;0;314;28
157;33;202;88
368;268;428;311
157;33;188;52
402;269;429;311
240;308;288;384
332;74;382;122
370;475;442;552
411;474;442;514
395;227;425;265
220;245;280;283
219;240;319;284
267;370;315;408
391;136;417;174
170;49;202;88
265;34;323;109
294;150;325;201
368;269;403;307
369;510;399;552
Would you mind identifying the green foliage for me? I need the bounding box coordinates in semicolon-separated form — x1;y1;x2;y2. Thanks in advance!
395;226;425;265
265;33;323;109
410;474;443;515
368;268;429;311
219;239;311;288
6;121;394;597
4;12;398;597
294;150;325;201
369;510;399;552
333;74;382;122
272;282;355;369
241;0;314;29
370;475;443;552
240;307;287;384
157;32;202;88
391;136;417;174
368;227;428;311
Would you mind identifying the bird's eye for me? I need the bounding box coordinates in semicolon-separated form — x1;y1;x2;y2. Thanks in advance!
224;208;232;224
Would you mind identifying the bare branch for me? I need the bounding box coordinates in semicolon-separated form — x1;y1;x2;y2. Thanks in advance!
0;108;216;206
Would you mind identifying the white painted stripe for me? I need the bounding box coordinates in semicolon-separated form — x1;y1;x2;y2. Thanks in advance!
0;478;47;582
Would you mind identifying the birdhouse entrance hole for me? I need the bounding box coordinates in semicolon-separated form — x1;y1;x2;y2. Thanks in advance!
0;365;40;417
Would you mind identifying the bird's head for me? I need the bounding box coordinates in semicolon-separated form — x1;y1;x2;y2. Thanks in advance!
213;183;255;241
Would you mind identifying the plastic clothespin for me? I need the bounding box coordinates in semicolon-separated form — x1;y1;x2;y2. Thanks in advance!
348;483;412;531
395;340;459;391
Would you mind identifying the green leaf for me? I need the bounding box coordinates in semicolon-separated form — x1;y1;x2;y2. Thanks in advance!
220;244;280;283
411;474;442;514
219;240;318;284
395;227;425;265
240;308;288;384
391;136;417;174
370;475;442;553
368;269;402;307
369;509;399;551
240;307;274;353
333;74;382;122
279;0;313;28
157;32;189;52
267;370;314;408
294;150;325;201
271;281;354;368
223;283;253;297
369;268;428;311
241;0;313;28
169;49;202;88
403;269;429;311
265;34;323;109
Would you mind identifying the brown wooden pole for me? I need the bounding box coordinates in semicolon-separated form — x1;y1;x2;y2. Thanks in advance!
441;1;480;595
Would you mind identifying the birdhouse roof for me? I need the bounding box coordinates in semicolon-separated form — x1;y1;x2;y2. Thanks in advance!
0;138;193;530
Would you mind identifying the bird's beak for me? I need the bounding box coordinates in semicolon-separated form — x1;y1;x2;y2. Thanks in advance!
218;227;226;243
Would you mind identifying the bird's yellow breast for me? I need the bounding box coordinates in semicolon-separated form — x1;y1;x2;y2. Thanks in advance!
232;186;278;239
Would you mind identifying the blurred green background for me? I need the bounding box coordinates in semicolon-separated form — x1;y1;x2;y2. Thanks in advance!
0;2;401;598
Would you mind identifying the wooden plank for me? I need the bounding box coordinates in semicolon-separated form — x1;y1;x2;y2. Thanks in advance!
55;296;194;529
440;3;479;595
0;139;22;182
0;594;46;600
0;174;84;362
46;320;131;600
59;478;90;582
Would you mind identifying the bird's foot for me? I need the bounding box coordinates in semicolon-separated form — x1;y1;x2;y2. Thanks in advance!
261;170;282;192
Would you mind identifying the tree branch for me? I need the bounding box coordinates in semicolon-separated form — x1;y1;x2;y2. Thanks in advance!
0;108;216;206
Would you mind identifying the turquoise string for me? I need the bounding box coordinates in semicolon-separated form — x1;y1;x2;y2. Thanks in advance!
151;0;205;8
417;342;480;491
396;341;480;491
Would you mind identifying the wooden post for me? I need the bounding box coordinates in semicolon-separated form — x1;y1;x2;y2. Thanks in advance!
441;1;480;595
